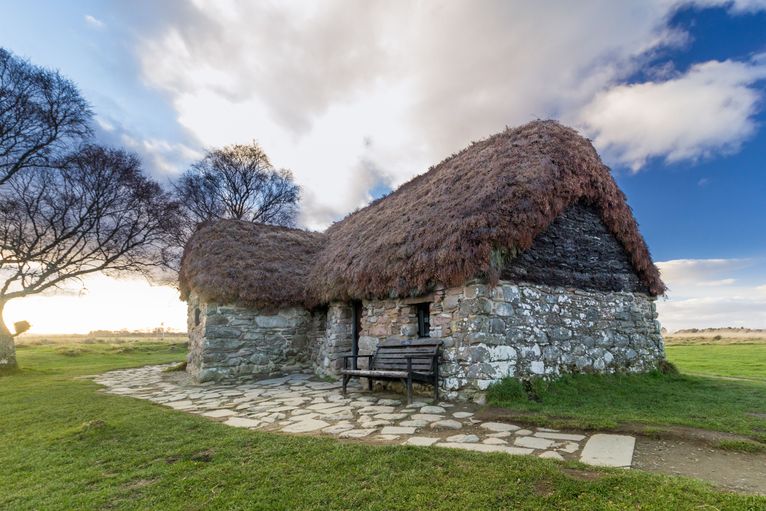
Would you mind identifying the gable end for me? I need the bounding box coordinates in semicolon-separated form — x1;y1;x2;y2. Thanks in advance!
501;202;649;294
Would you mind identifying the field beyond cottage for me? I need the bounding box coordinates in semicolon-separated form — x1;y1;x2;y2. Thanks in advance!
0;338;765;509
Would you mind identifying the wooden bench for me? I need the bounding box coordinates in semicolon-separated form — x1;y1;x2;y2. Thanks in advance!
341;338;442;404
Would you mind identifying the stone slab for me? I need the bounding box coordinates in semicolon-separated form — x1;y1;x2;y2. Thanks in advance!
579;434;635;467
437;443;534;455
281;419;330;433
446;434;479;443
539;451;564;460
380;426;417;435
339;428;377;438
480;422;519;432
202;409;236;418
405;436;440;446
224;417;262;428
535;431;586;441
430;419;462;430
514;436;556;450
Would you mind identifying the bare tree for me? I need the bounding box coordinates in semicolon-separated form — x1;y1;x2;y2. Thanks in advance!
175;142;300;227
0;48;92;185
0;146;180;369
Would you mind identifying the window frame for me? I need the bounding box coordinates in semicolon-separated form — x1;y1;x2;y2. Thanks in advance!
416;302;431;338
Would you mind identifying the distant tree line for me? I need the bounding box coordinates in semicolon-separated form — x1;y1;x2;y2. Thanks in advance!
0;48;300;370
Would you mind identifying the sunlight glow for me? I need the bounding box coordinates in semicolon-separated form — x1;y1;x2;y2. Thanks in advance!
4;274;187;335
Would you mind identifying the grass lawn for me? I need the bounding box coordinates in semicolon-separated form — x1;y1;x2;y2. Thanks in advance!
666;343;766;381
1;342;763;509
487;339;766;442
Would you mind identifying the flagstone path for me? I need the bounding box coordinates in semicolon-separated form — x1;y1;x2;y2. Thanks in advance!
92;364;635;468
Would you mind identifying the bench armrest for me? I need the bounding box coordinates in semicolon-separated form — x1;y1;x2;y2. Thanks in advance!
343;354;373;369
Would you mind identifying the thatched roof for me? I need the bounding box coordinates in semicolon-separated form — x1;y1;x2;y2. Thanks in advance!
179;221;326;308
180;120;665;307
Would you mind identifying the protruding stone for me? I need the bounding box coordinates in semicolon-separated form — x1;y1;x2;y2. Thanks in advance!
281;418;330;433
480;422;519;432
224;417;261;428
446;434;479;443
420;405;446;414
514;436;555;450
430;419;463;430
380;426;416;435
539;451;564;461
405;436;440;446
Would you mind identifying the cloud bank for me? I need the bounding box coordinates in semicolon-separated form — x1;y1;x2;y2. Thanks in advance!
124;0;766;227
656;258;766;331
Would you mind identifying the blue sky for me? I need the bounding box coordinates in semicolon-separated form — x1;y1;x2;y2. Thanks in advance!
2;1;766;332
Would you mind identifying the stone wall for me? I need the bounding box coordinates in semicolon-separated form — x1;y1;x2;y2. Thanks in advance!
186;292;316;382
311;303;353;376
502;203;648;293
353;281;663;400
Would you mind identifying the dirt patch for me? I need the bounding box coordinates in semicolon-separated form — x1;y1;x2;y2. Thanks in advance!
122;479;156;491
633;437;766;495
533;480;555;497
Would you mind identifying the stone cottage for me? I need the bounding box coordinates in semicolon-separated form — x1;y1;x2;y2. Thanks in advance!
179;120;666;399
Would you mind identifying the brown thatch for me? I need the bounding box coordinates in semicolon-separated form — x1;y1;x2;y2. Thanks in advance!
180;120;665;307
179;220;326;308
308;120;665;301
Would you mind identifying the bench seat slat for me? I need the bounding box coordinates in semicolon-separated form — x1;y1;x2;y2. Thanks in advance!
340;369;408;378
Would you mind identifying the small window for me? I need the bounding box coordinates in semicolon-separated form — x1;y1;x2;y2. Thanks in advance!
416;302;430;338
194;307;201;327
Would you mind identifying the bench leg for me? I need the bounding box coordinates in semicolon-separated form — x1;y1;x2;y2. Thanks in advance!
434;380;439;402
367;377;373;391
342;375;350;395
406;375;413;405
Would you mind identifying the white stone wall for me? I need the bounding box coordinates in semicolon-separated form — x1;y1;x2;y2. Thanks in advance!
311;303;353;377
352;281;663;400
186;281;664;398
186;292;315;382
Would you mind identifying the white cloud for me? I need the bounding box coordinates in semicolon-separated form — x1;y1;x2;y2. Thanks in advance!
578;56;766;170
84;14;105;30
131;0;766;226
655;258;766;331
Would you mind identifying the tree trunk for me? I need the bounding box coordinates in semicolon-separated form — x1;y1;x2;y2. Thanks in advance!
0;301;17;370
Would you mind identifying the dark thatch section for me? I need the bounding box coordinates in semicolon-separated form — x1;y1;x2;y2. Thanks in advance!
180;120;665;307
308;120;665;302
179;220;326;308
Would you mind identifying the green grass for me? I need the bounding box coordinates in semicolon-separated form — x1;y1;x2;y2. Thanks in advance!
487;371;766;439
716;440;766;454
1;343;763;509
666;343;766;381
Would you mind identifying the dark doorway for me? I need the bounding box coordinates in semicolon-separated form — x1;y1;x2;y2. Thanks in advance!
351;300;363;369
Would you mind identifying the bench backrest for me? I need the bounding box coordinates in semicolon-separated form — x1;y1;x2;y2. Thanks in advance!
371;338;442;373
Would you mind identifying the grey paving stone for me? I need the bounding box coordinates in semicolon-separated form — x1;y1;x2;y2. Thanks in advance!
202;409;237;418
437;443;534;455
430;419;462;430
405;436;440;446
446;434;479;443
224;417;262;428
579;434;635;468
515;436;555;450
339;428;377;438
480;422;519;432
535;432;586;441
281;418;330;433
380;426;417;435
539;451;564;460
